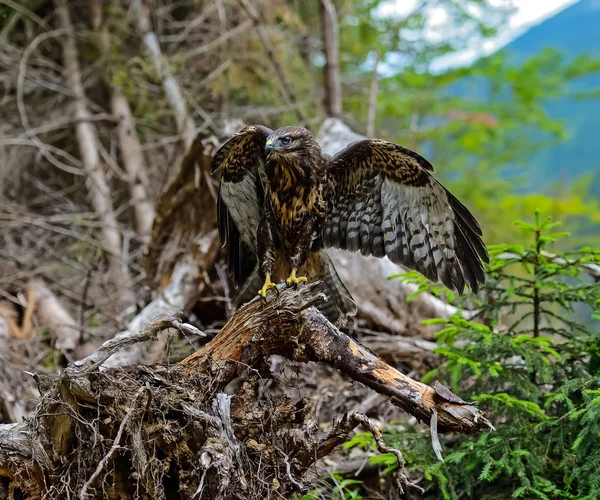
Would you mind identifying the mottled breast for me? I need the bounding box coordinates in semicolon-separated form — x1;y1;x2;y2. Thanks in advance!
268;163;325;230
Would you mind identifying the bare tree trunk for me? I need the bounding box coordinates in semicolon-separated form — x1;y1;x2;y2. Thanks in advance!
89;0;155;240
238;0;306;124
54;0;130;291
366;50;380;137
110;91;155;239
320;0;342;117
130;0;197;150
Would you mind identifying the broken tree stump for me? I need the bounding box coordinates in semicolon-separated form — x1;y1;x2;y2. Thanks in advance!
0;284;491;499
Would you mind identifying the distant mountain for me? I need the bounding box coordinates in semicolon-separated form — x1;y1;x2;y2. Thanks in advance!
504;0;600;191
508;0;600;57
458;0;600;193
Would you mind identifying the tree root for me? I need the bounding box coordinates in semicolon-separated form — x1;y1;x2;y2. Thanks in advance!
0;283;492;499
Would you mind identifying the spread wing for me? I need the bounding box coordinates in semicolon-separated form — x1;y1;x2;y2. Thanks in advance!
322;139;489;293
210;125;271;285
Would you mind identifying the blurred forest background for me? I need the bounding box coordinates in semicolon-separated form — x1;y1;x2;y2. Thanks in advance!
0;0;599;499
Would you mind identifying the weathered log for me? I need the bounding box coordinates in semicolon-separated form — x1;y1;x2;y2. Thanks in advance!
0;284;491;499
181;282;490;434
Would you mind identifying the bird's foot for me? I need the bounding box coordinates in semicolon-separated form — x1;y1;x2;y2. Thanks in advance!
258;274;277;297
286;268;308;286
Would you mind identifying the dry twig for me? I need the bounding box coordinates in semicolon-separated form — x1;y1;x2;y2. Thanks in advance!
79;386;151;499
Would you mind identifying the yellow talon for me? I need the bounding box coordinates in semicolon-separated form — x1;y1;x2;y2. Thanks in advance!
258;273;276;297
286;268;307;286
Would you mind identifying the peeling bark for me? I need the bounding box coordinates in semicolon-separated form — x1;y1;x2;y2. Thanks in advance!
182;283;491;434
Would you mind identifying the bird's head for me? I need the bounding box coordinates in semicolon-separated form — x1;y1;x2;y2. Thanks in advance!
264;126;319;160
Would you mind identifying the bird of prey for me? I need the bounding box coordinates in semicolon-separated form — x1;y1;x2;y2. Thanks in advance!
210;125;488;322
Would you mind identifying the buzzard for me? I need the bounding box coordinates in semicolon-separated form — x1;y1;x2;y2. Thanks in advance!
210;125;488;322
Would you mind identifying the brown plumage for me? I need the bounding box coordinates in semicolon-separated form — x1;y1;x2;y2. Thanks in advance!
210;125;489;322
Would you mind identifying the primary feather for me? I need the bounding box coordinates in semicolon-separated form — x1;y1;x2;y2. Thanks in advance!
322;138;488;293
211;125;271;285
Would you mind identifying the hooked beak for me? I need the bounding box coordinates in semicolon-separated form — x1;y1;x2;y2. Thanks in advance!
265;139;274;153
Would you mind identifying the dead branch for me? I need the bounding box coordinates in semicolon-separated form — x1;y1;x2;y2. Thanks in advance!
0;0;51;35
101;260;201;368
312;411;423;494
180;283;491;434
72;310;204;374
110;90;155;239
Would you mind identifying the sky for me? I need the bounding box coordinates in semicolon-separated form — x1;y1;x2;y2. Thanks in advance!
386;0;580;70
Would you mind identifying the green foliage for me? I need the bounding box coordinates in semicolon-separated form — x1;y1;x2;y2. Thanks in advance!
297;472;364;500
378;213;600;499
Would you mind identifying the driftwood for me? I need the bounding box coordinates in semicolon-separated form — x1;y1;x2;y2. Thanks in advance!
0;283;491;499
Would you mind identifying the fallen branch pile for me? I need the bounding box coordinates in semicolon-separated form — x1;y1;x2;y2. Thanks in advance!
0;283;491;499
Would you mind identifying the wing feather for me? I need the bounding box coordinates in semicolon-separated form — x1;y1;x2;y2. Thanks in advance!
211;125;271;285
322;139;488;294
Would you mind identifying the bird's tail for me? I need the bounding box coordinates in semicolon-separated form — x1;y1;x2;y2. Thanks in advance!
317;251;357;323
230;251;357;324
229;266;263;317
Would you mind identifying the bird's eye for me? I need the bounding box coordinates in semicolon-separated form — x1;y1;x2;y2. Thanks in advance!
281;136;292;146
